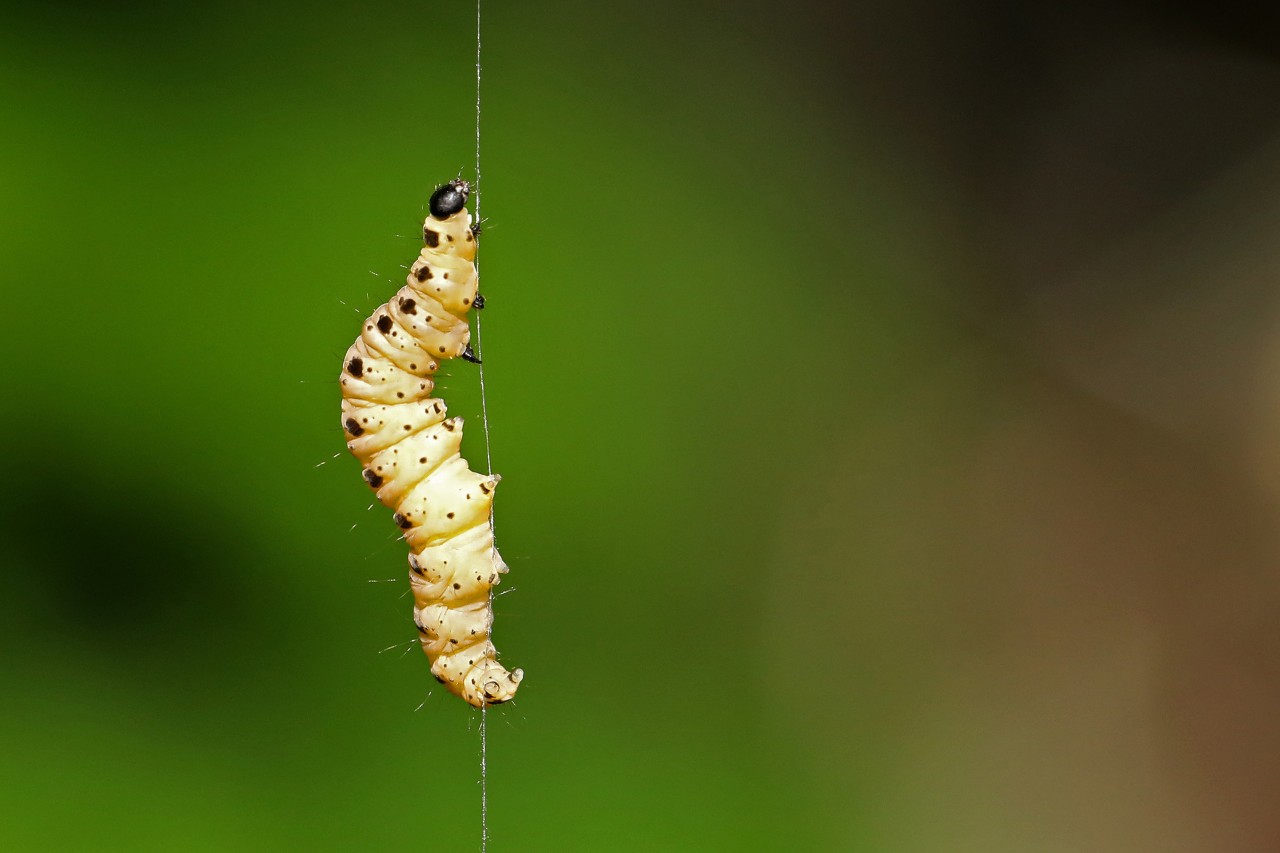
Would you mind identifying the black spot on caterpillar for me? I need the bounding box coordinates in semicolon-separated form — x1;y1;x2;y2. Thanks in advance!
340;178;523;709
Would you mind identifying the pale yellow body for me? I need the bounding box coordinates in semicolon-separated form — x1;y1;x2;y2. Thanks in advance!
340;206;522;708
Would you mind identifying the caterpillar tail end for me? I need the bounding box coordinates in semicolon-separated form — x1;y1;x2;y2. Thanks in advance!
470;662;523;708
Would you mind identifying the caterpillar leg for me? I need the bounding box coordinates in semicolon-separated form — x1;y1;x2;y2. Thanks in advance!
461;344;482;364
473;294;485;310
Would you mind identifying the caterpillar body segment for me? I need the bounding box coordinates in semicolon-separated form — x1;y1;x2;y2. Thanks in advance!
341;179;522;708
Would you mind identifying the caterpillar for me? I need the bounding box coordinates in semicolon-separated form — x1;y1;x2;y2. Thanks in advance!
340;179;522;708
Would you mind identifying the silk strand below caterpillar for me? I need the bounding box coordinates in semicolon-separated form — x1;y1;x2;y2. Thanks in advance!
340;179;522;708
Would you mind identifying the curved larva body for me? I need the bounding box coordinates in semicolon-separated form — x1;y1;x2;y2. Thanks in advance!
340;188;522;708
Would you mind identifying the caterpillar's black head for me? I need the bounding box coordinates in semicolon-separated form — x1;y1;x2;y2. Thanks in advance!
428;179;470;219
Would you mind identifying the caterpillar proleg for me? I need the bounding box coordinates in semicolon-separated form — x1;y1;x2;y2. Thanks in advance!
341;179;522;708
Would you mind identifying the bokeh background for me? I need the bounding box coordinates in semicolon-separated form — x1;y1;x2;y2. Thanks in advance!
3;0;1280;849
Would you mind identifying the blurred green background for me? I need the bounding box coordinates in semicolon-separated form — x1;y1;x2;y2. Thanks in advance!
4;0;1280;849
